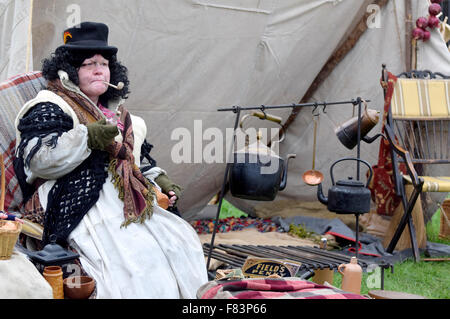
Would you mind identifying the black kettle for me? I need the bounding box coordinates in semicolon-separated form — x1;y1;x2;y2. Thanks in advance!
229;113;296;201
317;158;373;214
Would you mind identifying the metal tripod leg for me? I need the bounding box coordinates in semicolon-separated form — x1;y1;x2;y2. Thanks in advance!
206;107;241;271
386;183;422;262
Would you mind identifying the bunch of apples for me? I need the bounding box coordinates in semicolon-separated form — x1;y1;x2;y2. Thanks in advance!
412;0;442;42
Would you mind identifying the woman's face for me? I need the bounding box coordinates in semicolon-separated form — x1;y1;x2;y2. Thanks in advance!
77;54;110;104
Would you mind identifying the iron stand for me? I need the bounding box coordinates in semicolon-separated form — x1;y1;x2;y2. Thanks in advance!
206;98;372;271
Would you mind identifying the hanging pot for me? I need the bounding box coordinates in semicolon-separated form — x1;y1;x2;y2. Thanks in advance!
317;158;373;214
229;112;296;201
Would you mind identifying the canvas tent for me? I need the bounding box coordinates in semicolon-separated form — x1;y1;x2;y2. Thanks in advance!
1;0;449;221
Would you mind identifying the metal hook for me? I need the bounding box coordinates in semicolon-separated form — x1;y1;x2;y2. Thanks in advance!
291;103;300;116
322;102;327;114
312;102;320;116
260;105;267;119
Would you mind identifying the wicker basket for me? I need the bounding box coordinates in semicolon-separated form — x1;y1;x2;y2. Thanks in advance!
0;220;22;260
439;199;450;240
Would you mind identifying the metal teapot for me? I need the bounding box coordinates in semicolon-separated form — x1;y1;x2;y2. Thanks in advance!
229;112;296;201
317;158;373;214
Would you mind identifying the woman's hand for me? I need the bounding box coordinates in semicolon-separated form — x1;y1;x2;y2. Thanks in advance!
167;191;178;207
154;173;182;207
86;119;119;150
0;212;24;223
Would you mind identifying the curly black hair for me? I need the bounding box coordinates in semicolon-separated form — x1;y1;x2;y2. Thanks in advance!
41;47;130;107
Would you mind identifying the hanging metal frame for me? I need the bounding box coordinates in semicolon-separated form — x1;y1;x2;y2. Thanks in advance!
206;97;382;271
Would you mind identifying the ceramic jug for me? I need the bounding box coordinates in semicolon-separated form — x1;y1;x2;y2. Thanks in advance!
338;257;362;295
43;266;64;299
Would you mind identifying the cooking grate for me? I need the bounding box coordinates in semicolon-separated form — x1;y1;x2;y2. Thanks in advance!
203;243;391;273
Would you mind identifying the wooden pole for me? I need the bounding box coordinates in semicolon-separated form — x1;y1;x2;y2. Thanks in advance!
25;0;34;73
405;0;413;71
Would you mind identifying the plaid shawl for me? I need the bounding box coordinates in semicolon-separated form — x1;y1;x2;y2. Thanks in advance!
197;278;367;299
0;72;47;213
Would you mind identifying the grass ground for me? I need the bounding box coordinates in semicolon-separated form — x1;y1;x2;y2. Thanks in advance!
332;256;450;299
334;205;450;299
218;199;247;219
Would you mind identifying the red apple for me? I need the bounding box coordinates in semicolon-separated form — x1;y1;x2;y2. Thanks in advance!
428;15;441;28
416;16;429;28
429;3;442;16
412;27;425;40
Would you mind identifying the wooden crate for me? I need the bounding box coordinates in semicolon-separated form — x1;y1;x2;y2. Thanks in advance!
439;199;450;240
383;185;427;251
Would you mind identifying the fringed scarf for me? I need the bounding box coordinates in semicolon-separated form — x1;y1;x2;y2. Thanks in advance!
47;80;155;226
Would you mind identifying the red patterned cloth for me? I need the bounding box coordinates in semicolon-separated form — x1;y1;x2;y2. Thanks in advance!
197;278;366;299
190;217;282;234
367;72;406;216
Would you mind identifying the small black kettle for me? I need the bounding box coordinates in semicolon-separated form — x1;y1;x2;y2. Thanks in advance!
317;157;373;214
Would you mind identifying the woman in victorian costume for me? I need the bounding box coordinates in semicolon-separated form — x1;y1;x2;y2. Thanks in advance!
14;22;207;298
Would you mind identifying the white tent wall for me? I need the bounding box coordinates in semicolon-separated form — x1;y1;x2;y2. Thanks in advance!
228;0;450;218
0;0;33;79
416;0;450;73
2;0;448;218
226;0;409;215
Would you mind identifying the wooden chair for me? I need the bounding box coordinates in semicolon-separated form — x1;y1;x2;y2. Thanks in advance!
381;65;450;261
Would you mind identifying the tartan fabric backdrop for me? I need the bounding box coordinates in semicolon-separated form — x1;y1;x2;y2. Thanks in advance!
0;71;47;213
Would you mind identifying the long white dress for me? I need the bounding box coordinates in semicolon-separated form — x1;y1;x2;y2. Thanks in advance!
16;88;208;299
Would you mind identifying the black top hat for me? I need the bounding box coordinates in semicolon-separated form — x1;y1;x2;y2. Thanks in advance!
57;22;118;55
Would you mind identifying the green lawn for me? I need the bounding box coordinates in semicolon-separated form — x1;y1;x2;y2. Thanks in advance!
333;204;450;299
219;199;248;219
332;257;450;299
